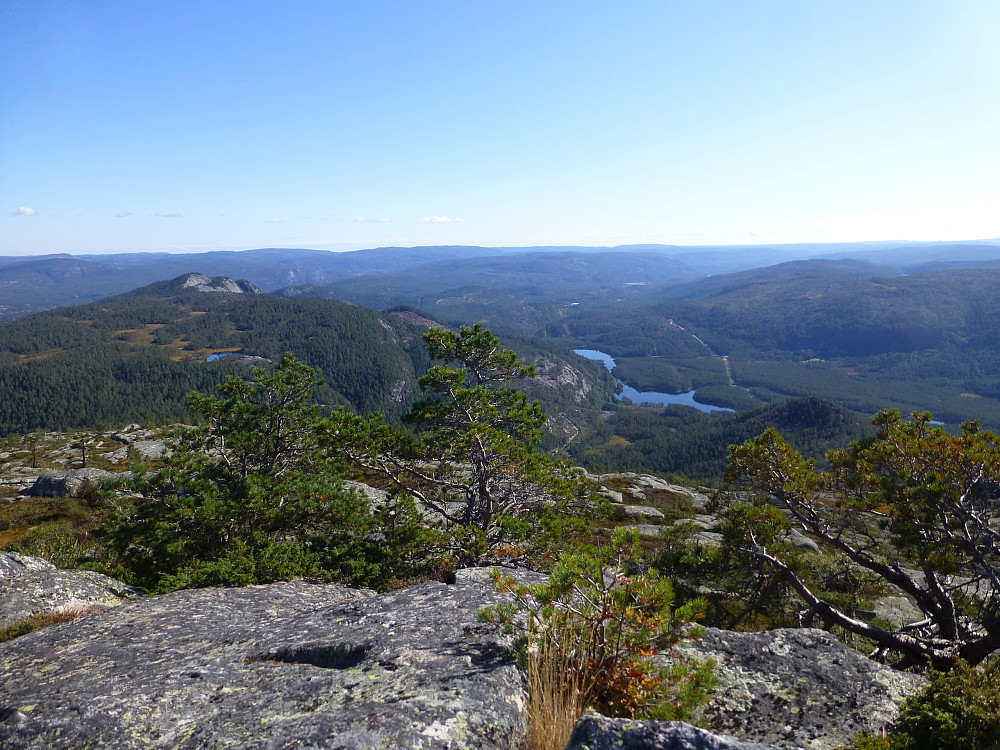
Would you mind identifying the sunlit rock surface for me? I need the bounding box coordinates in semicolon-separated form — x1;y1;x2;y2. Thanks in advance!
672;628;927;750
0;552;141;628
0;570;528;749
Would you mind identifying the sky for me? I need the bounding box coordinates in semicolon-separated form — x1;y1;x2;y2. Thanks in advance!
3;1;1000;256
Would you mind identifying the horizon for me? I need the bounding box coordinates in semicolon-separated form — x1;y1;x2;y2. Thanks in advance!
5;2;1000;255
1;235;999;261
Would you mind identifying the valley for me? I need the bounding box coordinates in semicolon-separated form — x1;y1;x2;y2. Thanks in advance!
2;240;1000;481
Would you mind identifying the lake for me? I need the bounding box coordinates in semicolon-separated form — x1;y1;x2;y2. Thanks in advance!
574;349;733;413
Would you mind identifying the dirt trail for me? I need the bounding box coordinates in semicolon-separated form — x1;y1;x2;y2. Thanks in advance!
668;318;735;387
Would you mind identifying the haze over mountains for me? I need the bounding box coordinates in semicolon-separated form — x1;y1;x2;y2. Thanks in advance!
3;239;1000;322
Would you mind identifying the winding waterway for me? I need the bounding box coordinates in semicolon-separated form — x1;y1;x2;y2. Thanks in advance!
574;349;733;413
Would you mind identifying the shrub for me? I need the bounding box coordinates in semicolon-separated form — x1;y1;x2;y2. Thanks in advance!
850;660;1000;750
481;527;715;749
97;354;441;593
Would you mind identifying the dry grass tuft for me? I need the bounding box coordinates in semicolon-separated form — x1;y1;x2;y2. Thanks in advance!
524;630;590;750
0;602;112;643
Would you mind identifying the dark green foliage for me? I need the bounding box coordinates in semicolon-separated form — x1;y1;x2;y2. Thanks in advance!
612;356;728;394
852;660;1000;750
892;660;1000;750
586;265;1000;429
0;289;431;434
570;396;871;479
0;283;617;437
99;354;436;593
326;325;594;564
560;309;709;359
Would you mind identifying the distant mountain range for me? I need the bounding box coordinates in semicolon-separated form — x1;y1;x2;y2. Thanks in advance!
2;239;1000;321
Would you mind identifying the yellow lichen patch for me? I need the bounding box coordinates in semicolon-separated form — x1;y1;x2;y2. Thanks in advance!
606;435;632;447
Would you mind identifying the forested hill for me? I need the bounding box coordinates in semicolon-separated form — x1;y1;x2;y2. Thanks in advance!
555;262;1000;429
0;273;618;437
568;396;873;479
276;251;703;310
643;264;1000;360
0;274;435;433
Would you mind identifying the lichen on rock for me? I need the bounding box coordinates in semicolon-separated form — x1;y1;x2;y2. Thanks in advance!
670;627;927;750
0;570;528;749
0;551;142;628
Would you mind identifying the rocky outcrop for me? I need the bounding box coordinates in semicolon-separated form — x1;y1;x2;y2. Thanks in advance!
0;569;530;749
179;272;261;294
567;713;783;750
21;468;115;497
531;355;599;404
105;438;169;462
672;628;926;750
0;552;142;628
0;551;56;578
0;551;927;750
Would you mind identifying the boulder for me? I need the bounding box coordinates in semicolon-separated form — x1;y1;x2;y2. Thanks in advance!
21;468;116;498
873;595;923;630
601;488;625;504
0;551;56;578
787;528;821;553
625;524;665;540
671;628;926;750
111;426;153;443
621;504;666;521
0;552;142;628
567;713;783;750
0;569;530;749
105;439;169;462
344;479;391;507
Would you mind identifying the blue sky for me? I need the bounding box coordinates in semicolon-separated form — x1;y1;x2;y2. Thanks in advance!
3;1;1000;255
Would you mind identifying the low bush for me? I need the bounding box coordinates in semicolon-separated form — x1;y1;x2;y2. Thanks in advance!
850;659;1000;750
481;527;715;750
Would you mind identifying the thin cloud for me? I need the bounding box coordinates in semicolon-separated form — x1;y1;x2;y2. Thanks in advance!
355;217;367;222
265;218;285;224
12;206;37;217
419;215;462;223
152;212;182;218
376;217;392;223
114;212;132;218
